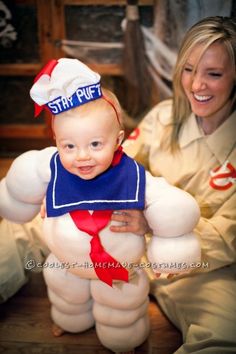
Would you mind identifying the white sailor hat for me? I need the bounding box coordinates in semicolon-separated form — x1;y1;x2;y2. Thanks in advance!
30;58;102;117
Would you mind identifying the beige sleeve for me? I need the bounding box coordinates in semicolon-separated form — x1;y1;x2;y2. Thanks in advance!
195;191;236;273
0;214;49;303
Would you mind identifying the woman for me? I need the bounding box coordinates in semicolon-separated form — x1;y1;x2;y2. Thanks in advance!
113;16;236;353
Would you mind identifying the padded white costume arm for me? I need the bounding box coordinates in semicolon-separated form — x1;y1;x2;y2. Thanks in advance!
144;172;201;273
0;147;56;223
144;172;200;237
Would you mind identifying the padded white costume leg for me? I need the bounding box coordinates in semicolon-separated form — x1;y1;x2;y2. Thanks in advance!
96;315;150;352
48;289;93;315
43;253;94;333
93;298;149;327
91;269;150;352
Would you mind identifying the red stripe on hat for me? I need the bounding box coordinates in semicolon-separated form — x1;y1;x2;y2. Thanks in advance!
33;59;59;117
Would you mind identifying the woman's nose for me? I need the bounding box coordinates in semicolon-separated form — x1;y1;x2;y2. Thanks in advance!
191;73;207;91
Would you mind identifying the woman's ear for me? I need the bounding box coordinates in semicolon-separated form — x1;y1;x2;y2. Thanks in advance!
117;130;125;147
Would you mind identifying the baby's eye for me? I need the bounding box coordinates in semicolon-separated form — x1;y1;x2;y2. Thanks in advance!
90;141;102;149
66;144;75;149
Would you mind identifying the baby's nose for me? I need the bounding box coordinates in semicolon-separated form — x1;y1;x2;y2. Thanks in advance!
76;149;90;160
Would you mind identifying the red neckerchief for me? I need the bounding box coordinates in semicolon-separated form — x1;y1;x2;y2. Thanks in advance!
69;146;128;287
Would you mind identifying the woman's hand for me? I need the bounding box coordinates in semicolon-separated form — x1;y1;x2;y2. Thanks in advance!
110;209;151;236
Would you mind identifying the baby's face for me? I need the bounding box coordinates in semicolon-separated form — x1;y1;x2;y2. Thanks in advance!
53;104;124;180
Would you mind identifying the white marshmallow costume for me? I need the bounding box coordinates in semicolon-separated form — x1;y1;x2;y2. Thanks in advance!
0;59;200;353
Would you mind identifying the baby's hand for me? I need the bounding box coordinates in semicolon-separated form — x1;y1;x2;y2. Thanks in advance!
40;199;46;218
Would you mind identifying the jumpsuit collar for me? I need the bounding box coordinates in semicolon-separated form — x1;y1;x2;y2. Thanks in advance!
179;110;236;164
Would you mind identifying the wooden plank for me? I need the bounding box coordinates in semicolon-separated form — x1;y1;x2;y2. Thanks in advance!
37;0;55;62
87;63;123;76
0;295;108;347
0;342;110;354
0;61;123;77
51;0;66;59
0;159;13;179
14;0;35;4
64;0;154;5
0;125;50;139
0;64;42;76
0;297;181;352
148;301;182;353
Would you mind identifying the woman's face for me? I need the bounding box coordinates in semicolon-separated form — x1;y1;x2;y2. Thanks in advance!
181;42;235;122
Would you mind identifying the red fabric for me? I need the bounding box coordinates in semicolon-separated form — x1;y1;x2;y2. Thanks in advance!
33;59;58;117
70;209;129;286
111;146;124;166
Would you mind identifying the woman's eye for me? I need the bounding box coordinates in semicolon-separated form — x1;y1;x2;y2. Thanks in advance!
183;67;192;73
209;72;222;77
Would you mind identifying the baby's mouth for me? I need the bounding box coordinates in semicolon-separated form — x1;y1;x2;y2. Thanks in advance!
77;165;95;174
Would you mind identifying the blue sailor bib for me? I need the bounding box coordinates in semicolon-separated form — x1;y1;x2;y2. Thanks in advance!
46;152;146;217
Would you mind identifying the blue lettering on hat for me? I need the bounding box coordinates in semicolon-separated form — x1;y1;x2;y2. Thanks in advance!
46;82;102;115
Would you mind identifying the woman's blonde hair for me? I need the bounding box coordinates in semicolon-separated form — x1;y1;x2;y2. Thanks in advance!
169;16;236;151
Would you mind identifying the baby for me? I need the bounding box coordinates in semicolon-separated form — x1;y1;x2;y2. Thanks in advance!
0;58;200;353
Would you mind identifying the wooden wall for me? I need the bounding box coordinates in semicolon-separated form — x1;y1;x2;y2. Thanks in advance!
0;0;153;156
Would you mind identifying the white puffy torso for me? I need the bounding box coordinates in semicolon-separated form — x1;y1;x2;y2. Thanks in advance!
38;149;147;279
42;213;145;279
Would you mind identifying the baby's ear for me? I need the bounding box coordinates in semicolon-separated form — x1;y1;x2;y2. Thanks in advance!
117;130;125;147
